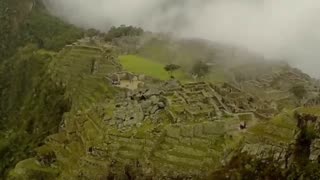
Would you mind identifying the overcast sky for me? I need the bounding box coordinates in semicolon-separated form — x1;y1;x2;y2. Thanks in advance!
44;0;320;77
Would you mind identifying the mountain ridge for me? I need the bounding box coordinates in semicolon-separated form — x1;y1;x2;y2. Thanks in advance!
2;2;320;179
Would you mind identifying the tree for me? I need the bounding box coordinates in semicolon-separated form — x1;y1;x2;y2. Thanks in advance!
86;28;101;37
191;60;210;78
104;25;144;41
164;64;181;77
290;85;307;99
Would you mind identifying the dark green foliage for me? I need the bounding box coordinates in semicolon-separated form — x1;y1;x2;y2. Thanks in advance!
24;170;58;180
0;0;16;59
0;0;83;60
191;60;210;77
210;116;320;180
164;64;181;76
0;4;83;175
19;7;83;51
210;153;285;180
290;85;307;99
302;163;320;179
210;152;320;180
0;45;71;176
0;44;47;122
104;25;144;41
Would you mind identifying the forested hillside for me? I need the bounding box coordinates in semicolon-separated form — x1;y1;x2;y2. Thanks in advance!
0;0;84;176
0;0;83;60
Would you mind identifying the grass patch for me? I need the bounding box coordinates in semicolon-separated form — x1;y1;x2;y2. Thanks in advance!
9;158;59;178
119;55;190;81
248;111;297;143
296;107;320;116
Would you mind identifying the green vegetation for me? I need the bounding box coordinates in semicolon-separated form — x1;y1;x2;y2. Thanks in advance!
290;85;307;99
49;45;118;111
137;38;230;83
191;60;210;78
0;46;71;176
119;55;189;81
19;7;83;51
164;64;181;77
296;107;320;116
0;1;84;176
0;42;120;177
248;111;296;143
9;158;59;179
104;25;144;41
0;0;83;60
1;2;320;178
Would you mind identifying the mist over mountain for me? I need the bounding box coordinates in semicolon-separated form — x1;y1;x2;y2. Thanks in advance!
4;1;320;179
43;0;320;77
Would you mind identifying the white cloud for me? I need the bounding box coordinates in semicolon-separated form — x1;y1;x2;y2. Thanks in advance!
44;0;320;77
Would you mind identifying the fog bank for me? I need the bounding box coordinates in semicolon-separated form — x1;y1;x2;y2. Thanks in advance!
43;0;320;77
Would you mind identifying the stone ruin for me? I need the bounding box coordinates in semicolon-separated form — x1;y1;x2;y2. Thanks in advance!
107;72;145;90
245;69;311;90
104;87;167;130
105;80;278;130
240;68;320;107
165;81;276;121
25;74;299;179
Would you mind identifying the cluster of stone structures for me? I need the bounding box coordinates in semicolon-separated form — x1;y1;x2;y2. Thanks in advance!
12;34;320;179
240;68;320;109
105;77;278;131
108;88;167;128
244;69;311;90
56;106;243;178
32;73;319;178
106;72;145;90
164;81;276;121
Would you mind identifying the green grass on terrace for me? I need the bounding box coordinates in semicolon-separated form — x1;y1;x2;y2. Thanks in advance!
119;55;190;81
296;107;320;116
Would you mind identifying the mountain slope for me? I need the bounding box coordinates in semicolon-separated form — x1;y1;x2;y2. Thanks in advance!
0;1;84;176
2;2;320;179
0;0;83;60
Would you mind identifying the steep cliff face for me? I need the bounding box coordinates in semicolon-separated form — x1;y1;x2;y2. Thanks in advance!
0;45;71;177
0;0;83;60
0;0;37;59
0;1;84;176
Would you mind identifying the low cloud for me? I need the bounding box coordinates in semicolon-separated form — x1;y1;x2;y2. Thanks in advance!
43;0;320;77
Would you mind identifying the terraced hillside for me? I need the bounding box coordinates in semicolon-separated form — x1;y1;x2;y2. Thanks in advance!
5;42;121;178
6;36;320;179
2;2;320;178
48;44;120;111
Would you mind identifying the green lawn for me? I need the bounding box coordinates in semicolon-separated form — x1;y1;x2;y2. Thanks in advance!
119;55;190;81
